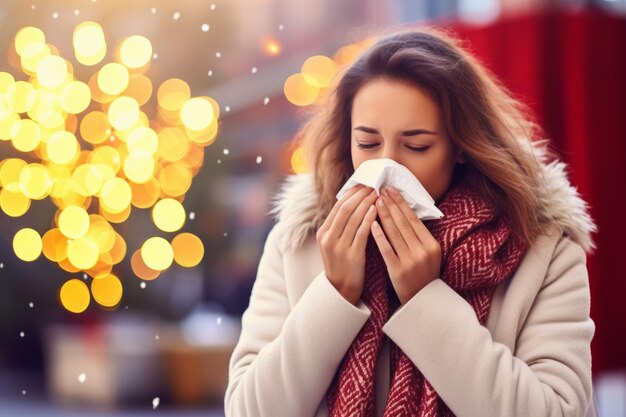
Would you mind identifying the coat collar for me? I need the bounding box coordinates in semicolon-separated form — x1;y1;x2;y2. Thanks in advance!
268;139;598;255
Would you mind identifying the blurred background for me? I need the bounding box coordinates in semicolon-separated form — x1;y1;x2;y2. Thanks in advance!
0;0;625;416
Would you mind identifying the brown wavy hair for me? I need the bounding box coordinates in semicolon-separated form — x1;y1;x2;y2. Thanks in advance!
295;25;560;247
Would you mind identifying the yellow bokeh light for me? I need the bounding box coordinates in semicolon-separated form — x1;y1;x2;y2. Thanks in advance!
141;237;173;271
157;127;189;162
0;188;31;217
42;228;68;262
85;214;116;253
91;273;123;307
19;163;52;200
89;145;121;177
59;205;90;239
72;164;104;196
171;233;204;268
283;73;319;106
10;118;41;152
123;74;152;106
59;279;90;313
46;131;79;165
67;236;99;269
36;55;68;88
127;126;158;155
15;26;46;58
3;23;223;313
158;163;192;197
85;252;113;280
107;96;139;130
8;81;36;113
130;178;160;208
97;63;129;96
0;72;15;96
157;78;190;112
152;198;185;232
20;44;51;76
123;153;155;184
0;113;20;141
73;22;106;66
60;81;91;114
99;176;131;213
120;35;152;69
13;227;42;262
0;158;27;189
131;249;160;280
301;55;338;88
109;231;127;264
262;37;282;56
290;146;308;174
180;97;214;131
80;111;111;145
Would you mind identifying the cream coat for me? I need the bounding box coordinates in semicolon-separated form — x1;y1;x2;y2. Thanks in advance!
224;138;600;417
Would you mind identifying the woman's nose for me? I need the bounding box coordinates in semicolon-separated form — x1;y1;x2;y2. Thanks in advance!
381;146;398;161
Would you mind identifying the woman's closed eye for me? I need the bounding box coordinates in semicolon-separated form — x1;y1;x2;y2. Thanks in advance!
356;143;430;153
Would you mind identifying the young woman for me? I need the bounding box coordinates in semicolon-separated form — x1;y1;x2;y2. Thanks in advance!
225;26;598;417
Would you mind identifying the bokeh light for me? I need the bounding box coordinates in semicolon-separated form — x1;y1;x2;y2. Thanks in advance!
1;22;215;313
59;279;90;313
152;198;186;232
141;237;174;271
171;233;204;268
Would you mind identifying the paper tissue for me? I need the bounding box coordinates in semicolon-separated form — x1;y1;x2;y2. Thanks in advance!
336;158;444;220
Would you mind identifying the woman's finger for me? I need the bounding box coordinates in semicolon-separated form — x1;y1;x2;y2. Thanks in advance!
329;186;373;239
339;189;378;244
318;184;364;235
386;187;437;246
380;188;422;248
371;220;398;267
375;195;409;257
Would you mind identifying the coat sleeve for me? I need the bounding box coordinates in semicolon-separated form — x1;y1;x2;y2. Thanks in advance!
381;235;595;417
224;222;373;417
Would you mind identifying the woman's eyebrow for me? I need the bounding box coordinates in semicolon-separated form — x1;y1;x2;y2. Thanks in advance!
353;126;437;136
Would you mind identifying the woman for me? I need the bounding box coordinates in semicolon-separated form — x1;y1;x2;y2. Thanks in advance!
224;26;598;417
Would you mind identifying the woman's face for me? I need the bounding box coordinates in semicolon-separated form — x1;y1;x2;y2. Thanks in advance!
350;78;465;204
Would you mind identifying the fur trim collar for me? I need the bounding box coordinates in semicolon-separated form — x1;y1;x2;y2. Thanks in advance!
268;139;598;255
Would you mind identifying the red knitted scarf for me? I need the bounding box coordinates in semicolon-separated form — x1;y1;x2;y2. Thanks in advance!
326;178;529;417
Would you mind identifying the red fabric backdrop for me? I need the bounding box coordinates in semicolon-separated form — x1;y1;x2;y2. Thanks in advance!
445;7;626;374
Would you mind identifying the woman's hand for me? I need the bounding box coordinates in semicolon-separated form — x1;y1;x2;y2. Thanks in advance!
371;186;442;305
316;184;379;305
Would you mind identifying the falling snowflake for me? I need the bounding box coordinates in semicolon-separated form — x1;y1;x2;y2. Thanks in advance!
215;51;221;58
152;397;160;409
78;373;86;383
173;12;180;20
263;97;270;105
140;282;146;289
201;24;210;32
256;156;262;164
189;212;195;220
251;67;257;74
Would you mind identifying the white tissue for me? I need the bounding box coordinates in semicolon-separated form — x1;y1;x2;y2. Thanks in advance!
336;158;444;220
